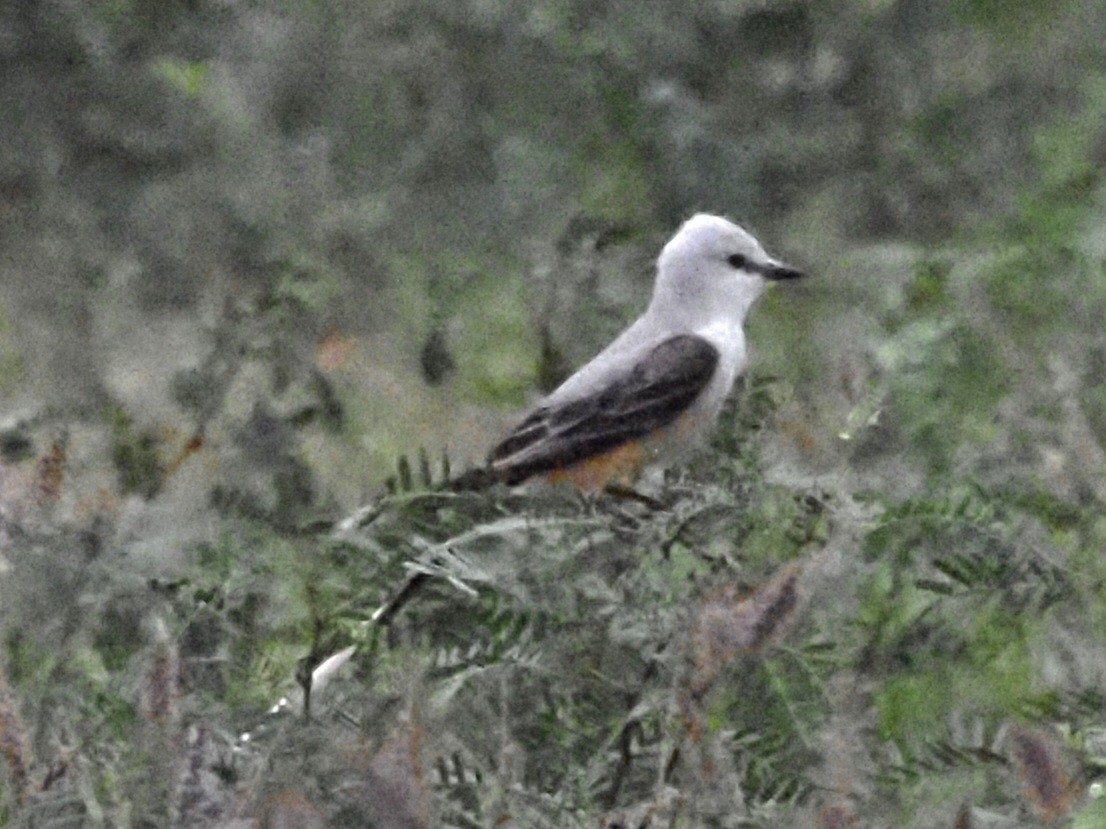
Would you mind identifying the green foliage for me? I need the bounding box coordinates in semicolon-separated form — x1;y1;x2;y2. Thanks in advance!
107;406;165;498
907;93;973;168
3;0;1106;826
983;243;1095;340
389;249;540;406
272;251;343;314
1074;795;1106;829
876;671;951;750
168;428;829;824
451;266;540;406
854;480;1103;824
153;58;211;98
578;134;652;225
885;321;1007;474
0;313;24;395
949;0;1076;34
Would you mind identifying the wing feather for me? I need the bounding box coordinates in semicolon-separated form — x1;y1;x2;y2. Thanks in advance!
489;334;719;484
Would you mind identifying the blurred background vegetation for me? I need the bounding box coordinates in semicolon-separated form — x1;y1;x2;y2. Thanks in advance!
3;0;1106;826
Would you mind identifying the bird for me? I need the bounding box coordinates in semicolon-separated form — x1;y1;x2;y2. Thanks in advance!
458;213;804;493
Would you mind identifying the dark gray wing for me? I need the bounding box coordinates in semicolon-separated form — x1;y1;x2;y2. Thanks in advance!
489;334;719;484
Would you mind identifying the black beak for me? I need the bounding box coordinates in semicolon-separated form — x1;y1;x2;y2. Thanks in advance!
762;261;805;281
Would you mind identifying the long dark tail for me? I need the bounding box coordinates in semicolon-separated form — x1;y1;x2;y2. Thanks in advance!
381;448;506;494
444;465;502;491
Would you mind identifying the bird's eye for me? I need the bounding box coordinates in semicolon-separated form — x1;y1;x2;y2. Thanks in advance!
727;254;748;269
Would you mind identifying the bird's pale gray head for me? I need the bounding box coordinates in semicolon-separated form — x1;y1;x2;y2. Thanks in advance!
651;213;803;326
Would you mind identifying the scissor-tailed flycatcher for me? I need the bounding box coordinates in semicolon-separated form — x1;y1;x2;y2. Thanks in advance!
465;214;804;492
